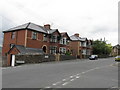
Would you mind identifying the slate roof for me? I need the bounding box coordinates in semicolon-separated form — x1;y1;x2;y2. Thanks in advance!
60;32;67;36
60;32;71;40
48;29;57;34
12;45;44;55
3;22;57;34
113;44;120;49
70;35;87;41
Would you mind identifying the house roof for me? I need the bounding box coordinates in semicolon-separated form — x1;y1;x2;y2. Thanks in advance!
9;45;44;55
60;32;71;40
70;35;87;41
3;22;58;34
48;29;57;34
113;44;120;49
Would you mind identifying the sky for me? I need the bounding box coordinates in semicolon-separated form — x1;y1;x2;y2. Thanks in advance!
0;0;119;46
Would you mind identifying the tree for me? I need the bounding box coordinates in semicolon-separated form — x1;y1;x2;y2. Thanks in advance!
92;39;112;56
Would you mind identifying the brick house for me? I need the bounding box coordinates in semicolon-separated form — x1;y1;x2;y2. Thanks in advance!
2;22;71;66
111;44;120;56
69;33;92;58
59;32;71;54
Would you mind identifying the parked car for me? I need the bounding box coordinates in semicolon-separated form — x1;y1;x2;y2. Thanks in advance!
115;56;120;61
89;55;98;60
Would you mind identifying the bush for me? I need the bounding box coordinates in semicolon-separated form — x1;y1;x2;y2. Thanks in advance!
65;51;71;55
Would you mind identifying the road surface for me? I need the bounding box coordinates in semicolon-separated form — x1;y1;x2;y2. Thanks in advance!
2;57;119;89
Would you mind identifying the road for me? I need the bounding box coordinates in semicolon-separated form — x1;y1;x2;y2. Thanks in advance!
2;57;119;89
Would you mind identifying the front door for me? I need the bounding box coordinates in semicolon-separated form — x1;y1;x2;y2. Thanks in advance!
11;55;15;66
43;46;47;53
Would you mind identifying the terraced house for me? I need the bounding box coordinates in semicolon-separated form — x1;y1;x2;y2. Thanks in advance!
69;33;93;58
2;22;71;66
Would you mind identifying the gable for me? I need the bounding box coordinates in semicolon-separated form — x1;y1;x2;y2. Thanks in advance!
8;46;20;55
51;30;61;36
63;33;70;40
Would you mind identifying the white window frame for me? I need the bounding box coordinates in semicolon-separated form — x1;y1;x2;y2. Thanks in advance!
43;34;47;41
60;37;67;45
32;31;37;39
50;46;57;54
11;32;16;39
50;35;57;43
59;47;66;54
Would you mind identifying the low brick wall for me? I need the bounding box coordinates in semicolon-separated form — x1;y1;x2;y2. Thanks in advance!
15;54;55;64
60;55;76;61
15;54;76;65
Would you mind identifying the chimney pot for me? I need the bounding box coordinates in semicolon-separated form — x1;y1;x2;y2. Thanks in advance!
44;24;51;29
74;33;79;37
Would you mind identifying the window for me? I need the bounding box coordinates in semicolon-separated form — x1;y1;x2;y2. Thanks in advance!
32;32;37;39
60;37;67;45
50;35;57;43
82;49;86;55
43;34;47;41
81;42;86;47
50;46;57;54
60;39;63;44
59;47;66;54
11;32;16;39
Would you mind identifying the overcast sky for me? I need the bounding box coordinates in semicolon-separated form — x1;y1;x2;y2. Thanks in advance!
0;0;119;46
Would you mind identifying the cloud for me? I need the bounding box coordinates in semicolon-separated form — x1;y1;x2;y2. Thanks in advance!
0;0;118;46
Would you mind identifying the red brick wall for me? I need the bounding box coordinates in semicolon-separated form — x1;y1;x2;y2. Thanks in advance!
69;41;80;56
26;30;50;53
2;30;26;56
26;30;62;54
2;29;71;57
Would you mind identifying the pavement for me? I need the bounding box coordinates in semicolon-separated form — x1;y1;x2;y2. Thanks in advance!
2;57;119;89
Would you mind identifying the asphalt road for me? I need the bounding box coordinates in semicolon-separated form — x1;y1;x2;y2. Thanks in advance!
2;57;119;88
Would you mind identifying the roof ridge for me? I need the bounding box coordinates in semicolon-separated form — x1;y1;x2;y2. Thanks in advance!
26;22;31;29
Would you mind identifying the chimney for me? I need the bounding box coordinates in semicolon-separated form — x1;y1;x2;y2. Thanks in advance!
44;24;51;29
74;33;79;37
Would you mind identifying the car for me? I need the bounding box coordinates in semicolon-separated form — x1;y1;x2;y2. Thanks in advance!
89;55;98;60
115;56;120;61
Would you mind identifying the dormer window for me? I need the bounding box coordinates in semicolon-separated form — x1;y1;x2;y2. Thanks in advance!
32;31;37;40
50;35;57;43
60;37;67;45
11;32;16;39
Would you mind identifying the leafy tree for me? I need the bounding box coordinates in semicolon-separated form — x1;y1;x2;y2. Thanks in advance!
92;39;112;56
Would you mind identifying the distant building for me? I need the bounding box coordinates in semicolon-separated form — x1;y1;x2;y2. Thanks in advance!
69;33;92;58
111;44;120;56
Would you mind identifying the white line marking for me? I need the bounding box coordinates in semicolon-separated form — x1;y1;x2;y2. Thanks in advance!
52;81;61;85
76;76;80;79
70;79;75;81
44;64;113;88
62;82;70;86
52;83;57;86
81;72;85;74
44;86;51;88
62;79;66;81
70;76;73;78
